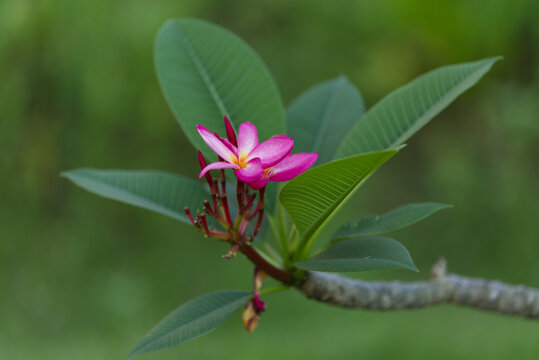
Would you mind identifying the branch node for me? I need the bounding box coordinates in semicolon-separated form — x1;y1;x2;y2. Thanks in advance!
431;257;448;280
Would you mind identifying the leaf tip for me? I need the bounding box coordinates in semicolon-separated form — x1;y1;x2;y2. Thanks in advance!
394;144;407;151
480;56;503;71
431;202;453;210
60;169;74;179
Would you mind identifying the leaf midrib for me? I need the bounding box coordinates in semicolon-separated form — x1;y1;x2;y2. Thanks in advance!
174;22;229;117
129;293;250;357
62;170;207;222
385;68;472;149
298;151;398;255
336;57;499;157
311;77;344;154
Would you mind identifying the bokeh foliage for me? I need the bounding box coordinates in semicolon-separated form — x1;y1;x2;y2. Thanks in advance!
1;0;538;359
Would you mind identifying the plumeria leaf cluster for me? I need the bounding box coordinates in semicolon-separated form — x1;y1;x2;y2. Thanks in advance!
62;18;499;359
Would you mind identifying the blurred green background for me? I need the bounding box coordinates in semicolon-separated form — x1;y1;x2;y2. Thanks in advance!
1;0;538;359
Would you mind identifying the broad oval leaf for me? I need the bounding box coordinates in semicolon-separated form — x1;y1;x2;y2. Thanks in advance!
62;169;209;224
155;18;285;159
336;57;501;158
295;237;417;272
280;149;400;257
287;76;364;164
127;290;251;359
333;202;451;239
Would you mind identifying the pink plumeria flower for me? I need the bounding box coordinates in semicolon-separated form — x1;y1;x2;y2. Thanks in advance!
248;152;318;190
197;120;294;183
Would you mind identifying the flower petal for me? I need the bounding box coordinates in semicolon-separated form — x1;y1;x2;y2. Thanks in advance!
221;137;238;154
249;175;270;190
269;153;318;182
197;124;238;162
238;121;258;158
199;161;239;178
247;135;294;168
234;158;264;183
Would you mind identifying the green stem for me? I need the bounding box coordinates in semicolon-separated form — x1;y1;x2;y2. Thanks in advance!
289;225;298;251
266;213;285;262
294;232;318;262
260;284;290;296
278;204;291;266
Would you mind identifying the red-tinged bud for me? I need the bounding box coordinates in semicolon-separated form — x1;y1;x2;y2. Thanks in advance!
198;151;214;190
243;268;267;333
197;150;207;169
252;293;266;312
224;115;238;146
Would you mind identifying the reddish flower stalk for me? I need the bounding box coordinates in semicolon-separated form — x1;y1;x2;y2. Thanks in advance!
220;194;233;225
212;179;219;197
247;188;265;220
238;216;250;235
244;193;256;212
236;181;245;213
253;209;264;237
220;168;226;195
210;230;231;241
211;193;218;213
198;213;210;236
184;207;196;226
239;244;293;284
203;200;216;217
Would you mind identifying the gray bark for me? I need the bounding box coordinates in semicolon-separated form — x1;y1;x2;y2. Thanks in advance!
298;258;539;320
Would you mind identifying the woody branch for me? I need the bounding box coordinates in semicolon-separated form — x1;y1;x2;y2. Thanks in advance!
297;258;539;320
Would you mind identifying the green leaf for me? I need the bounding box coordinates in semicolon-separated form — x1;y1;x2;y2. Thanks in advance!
62;168;209;224
287;76;364;163
280;149;400;257
155;18;285;159
295;237;417;272
336;57;501;158
333;202;451;239
127;290;251;359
